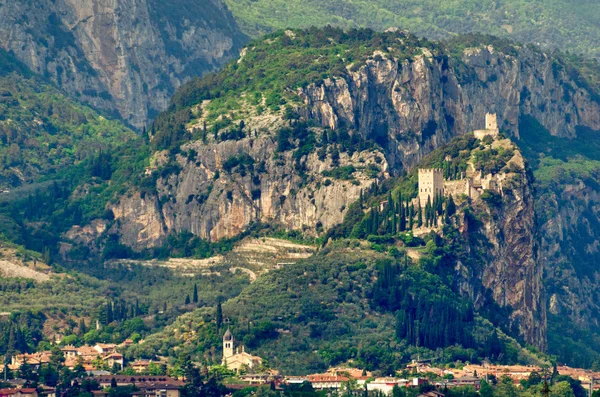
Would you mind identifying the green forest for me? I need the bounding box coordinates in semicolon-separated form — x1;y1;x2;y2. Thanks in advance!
225;0;600;58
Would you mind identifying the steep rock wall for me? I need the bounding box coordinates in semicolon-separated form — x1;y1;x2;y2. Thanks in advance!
109;135;389;248
0;0;246;127
299;47;600;172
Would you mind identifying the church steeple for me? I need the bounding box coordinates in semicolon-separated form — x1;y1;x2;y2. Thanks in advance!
222;327;234;363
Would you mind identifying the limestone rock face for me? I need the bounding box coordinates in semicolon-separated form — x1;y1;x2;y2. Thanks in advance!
539;178;600;330
109;135;389;248
298;48;600;172
473;159;545;350
0;0;246;128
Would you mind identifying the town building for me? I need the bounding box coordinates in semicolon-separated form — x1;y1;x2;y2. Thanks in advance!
366;378;409;394
90;376;183;397
222;328;263;372
0;389;38;397
305;374;349;390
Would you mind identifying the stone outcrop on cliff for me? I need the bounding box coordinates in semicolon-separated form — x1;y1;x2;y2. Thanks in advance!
454;143;546;350
0;0;246;128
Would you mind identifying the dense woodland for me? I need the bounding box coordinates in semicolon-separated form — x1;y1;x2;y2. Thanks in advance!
224;0;600;60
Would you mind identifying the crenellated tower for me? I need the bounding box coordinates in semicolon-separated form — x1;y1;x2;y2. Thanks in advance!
418;168;444;207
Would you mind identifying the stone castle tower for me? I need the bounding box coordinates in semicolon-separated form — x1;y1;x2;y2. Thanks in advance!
475;113;500;139
418;168;444;207
485;113;498;130
222;327;234;363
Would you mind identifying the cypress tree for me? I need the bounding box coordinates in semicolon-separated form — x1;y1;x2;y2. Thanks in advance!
79;319;87;336
447;195;456;217
193;284;198;304
106;302;114;325
417;202;423;227
399;201;406;232
216;299;223;330
185;295;191;305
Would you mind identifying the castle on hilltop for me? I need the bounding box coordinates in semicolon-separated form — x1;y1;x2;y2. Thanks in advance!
222;328;263;371
413;113;507;220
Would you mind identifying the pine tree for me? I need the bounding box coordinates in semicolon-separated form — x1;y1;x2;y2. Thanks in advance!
193;284;198;304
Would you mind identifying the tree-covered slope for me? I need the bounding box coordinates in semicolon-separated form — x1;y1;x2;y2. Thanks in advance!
0;49;136;189
225;0;600;58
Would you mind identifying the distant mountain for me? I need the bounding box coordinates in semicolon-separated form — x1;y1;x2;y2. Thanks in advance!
0;0;247;128
225;0;600;58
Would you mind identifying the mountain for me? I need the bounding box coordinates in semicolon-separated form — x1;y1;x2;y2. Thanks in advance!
0;0;247;128
110;29;599;367
3;28;600;368
125;132;548;373
101;30;600;250
0;48;135;188
225;0;600;58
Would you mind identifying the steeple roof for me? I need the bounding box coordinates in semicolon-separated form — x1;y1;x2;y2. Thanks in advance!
223;327;233;341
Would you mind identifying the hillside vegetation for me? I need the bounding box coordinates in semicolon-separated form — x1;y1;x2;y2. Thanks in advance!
0;49;136;188
225;0;600;58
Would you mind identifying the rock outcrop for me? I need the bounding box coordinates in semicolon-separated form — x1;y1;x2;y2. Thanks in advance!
455;143;546;350
109;135;389;248
0;0;246;128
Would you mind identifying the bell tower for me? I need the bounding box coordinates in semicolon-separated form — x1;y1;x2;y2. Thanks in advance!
222;327;234;364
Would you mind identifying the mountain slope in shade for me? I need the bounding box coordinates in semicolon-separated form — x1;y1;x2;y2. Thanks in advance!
0;0;247;128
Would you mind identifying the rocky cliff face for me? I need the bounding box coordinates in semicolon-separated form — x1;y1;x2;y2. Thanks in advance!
539;174;600;328
109;134;389;249
453;144;546;350
299;47;600;173
0;0;246;128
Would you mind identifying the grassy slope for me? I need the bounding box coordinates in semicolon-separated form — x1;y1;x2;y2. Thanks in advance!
225;0;600;57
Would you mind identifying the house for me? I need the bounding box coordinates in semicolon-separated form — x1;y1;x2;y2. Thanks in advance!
91;376;183;389
367;378;409;394
306;375;349;390
61;346;78;358
102;353;124;369
89;376;183;397
130;360;152;373
0;389;38;397
94;344;117;354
